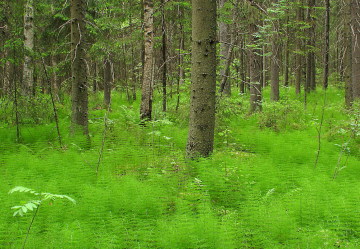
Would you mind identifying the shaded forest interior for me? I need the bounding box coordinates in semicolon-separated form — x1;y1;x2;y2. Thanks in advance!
1;0;360;248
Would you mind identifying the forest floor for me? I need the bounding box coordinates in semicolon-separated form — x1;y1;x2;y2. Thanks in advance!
1;83;360;248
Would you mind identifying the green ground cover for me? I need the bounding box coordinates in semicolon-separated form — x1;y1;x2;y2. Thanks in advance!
1;85;360;248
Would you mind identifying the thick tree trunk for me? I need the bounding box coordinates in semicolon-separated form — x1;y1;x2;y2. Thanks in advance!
249;22;262;114
352;0;360;99
176;3;184;111
70;0;89;135
103;58;111;107
323;0;330;90
186;0;217;158
345;0;353;106
140;0;154;121
23;0;34;96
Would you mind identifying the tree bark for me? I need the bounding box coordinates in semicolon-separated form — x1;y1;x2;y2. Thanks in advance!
295;2;303;95
186;0;217;158
140;0;154;121
352;0;360;99
219;0;239;95
70;0;89;135
284;12;289;87
345;0;353;106
161;0;167;113
306;0;316;93
323;0;330;90
270;34;279;101
103;57;111;107
249;22;262;113
219;0;231;96
23;0;35;96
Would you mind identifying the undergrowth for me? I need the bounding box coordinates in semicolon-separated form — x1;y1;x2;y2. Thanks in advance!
1;85;360;248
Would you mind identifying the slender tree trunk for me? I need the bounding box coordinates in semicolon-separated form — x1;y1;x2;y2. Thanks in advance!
295;2;303;95
93;61;97;92
345;0;353;106
103;57;111;107
52;54;60;101
129;0;136;101
352;0;360;99
186;0;217;158
284;9;290;87
306;0;315;93
140;0;154;121
262;44;267;88
219;0;231;96
219;0;239;95
249;22;262;114
23;0;34;96
70;0;89;135
323;0;330;90
176;3;184;111
270;33;279;101
239;38;245;93
161;0;167;113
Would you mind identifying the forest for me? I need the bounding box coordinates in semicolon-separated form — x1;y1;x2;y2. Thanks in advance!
1;0;360;248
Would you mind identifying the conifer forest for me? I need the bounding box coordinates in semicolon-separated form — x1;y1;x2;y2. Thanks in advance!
2;0;360;248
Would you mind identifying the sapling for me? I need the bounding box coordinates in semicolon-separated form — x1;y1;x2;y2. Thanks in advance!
8;186;76;249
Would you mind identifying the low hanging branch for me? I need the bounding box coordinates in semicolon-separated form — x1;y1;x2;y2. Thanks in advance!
39;51;62;147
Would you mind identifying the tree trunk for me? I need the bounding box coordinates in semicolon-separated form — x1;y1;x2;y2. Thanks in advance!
176;3;185;111
249;22;262;114
239;38;245;93
93;61;97;92
23;0;34;96
140;0;154;121
270;34;279;101
70;0;89;135
284;13;289;87
323;0;330;90
295;2;303;95
219;0;231;96
103;57;111;107
352;0;360;99
345;0;353;106
186;0;217;158
219;0;239;95
305;0;316;93
161;0;167;113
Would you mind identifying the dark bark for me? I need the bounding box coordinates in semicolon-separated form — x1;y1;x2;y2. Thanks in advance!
140;0;154;121
70;0;89;135
103;58;111;107
345;0;353;106
352;0;360;99
219;0;231;96
186;0;217;158
323;0;330;90
219;0;239;95
249;22;262;113
161;0;167;113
